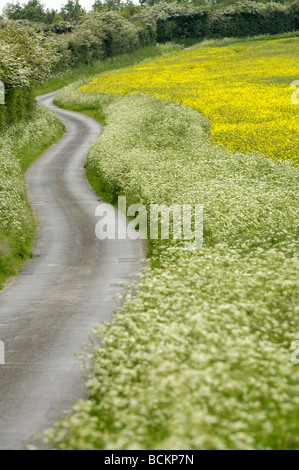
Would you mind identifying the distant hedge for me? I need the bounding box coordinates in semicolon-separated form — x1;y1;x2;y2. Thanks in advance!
0;88;34;128
147;3;209;42
144;2;299;42
209;1;299;38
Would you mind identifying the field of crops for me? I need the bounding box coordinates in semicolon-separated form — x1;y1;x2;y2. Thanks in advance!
80;37;299;164
46;36;299;449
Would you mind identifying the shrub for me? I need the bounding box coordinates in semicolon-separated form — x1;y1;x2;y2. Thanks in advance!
99;11;143;57
0;14;156;125
131;12;157;46
209;1;298;38
147;3;209;42
66;15;107;66
0;22;58;126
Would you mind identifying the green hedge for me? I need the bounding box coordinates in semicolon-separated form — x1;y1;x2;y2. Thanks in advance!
0;88;34;128
51;12;157;71
209;2;298;38
144;2;298;42
147;3;209;42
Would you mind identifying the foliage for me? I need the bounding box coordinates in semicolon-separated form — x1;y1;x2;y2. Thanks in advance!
61;0;85;22
3;0;47;22
0;22;55;87
93;0;124;12
146;2;209;41
49;11;157;69
209;1;299;38
0;21;59;126
3;0;85;23
0;11;157;125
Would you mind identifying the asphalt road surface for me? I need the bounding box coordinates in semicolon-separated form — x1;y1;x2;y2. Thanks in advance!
0;92;145;450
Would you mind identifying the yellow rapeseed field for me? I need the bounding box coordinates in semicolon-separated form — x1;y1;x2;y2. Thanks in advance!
80;38;299;164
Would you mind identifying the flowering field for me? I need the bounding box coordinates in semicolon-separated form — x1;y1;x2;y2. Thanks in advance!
0;106;64;287
46;65;299;449
80;37;299;164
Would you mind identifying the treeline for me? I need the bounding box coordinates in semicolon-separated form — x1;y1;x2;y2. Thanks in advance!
1;1;298;127
1;0;142;23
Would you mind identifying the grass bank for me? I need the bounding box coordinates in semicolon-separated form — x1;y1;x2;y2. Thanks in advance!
0;106;64;288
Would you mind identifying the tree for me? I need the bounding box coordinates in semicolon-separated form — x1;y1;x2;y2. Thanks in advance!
92;0;105;11
23;0;46;21
3;2;24;20
61;0;84;21
121;1;141;18
3;0;47;22
92;0;124;11
44;9;58;24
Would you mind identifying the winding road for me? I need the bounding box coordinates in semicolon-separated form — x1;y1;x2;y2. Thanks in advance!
0;92;144;450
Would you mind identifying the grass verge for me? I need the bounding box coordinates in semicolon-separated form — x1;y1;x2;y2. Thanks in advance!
0;106;65;288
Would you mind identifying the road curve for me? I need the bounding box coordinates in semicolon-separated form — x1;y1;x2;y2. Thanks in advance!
0;92;144;450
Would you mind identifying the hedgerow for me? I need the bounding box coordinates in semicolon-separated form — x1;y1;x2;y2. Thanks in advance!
0;105;64;287
209;1;299;38
143;2;299;42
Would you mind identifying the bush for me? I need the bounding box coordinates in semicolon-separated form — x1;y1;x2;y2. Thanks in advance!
147;3;209;42
0;88;34;127
66;15;107;66
209;1;298;38
99;11;145;57
0;22;58;126
131;12;157;47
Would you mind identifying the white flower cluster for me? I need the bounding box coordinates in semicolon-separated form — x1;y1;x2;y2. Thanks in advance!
0;105;63;284
0;42;31;88
47;87;299;449
0;24;59;88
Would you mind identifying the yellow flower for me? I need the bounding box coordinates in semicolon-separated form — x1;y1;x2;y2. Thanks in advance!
80;37;299;164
